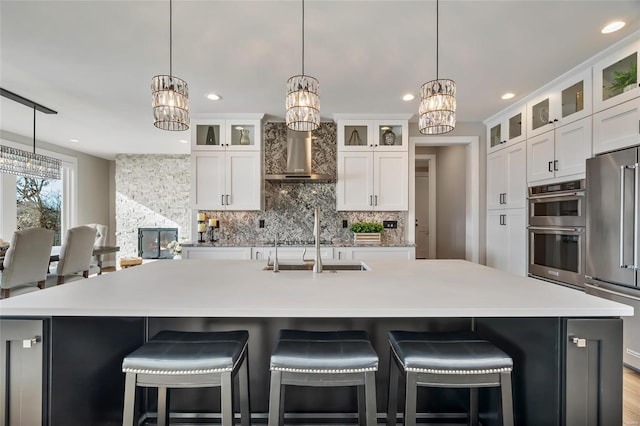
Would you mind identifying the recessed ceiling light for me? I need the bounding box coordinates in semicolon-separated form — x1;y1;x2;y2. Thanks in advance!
69;139;79;142
601;21;625;34
501;93;515;100
207;93;221;101
402;93;415;101
179;139;188;144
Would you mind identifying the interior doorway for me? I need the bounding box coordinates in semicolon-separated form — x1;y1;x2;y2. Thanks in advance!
415;155;436;259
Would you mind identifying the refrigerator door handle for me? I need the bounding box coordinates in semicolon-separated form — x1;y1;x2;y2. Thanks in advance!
621;165;632;269
635;163;640;270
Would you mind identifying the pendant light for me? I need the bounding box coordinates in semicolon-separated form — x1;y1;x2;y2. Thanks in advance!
419;0;456;135
151;0;190;131
286;0;320;132
0;88;61;180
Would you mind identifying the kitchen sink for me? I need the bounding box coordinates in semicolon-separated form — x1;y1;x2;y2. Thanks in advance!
263;261;369;272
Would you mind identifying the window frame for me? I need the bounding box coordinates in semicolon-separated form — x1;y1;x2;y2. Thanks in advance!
0;139;77;243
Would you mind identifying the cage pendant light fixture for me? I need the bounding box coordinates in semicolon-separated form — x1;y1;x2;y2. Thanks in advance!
151;0;189;131
286;0;320;132
419;0;456;135
0;88;61;180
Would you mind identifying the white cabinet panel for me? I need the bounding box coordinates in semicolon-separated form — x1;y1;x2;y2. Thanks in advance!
527;117;591;184
337;152;374;210
192;153;225;210
374;152;408;210
593;98;640;154
487;141;526;210
486;209;526;276
554;117;591;179
226;152;262;210
252;246;334;261
593;41;639;113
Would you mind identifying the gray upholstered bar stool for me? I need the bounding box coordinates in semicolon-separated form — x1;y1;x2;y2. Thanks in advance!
268;329;379;426
121;330;250;426
386;331;514;426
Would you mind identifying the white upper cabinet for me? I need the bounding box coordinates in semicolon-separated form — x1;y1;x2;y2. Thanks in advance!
527;68;592;138
191;116;263;151
527;117;592;184
593;40;639;113
486;104;526;154
190;115;263;211
593;98;640;154
336;117;409;211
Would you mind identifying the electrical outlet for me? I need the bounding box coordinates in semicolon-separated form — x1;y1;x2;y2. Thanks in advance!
383;220;397;229
342;220;348;228
259;219;265;228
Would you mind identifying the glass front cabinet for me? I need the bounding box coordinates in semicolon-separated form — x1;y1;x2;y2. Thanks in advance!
486;104;526;154
338;119;408;152
191;116;262;151
593;40;639;113
527;68;592;138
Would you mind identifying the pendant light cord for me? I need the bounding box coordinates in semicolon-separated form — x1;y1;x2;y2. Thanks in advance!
33;105;36;154
301;0;305;76
436;0;439;80
169;0;173;78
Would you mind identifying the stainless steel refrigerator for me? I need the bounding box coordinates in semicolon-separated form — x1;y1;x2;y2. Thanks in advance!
585;145;640;371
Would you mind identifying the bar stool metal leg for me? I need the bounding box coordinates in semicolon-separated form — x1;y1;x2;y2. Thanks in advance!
386;351;399;426
268;370;283;426
239;348;251;426
157;386;169;426
364;371;377;426
122;372;136;426
501;372;514;426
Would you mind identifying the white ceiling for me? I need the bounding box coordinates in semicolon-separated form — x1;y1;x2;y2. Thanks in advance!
1;0;639;160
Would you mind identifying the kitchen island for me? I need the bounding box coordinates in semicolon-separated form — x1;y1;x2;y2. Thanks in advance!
0;259;633;425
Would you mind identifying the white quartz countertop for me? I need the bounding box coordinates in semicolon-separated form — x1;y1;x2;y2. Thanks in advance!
0;259;633;318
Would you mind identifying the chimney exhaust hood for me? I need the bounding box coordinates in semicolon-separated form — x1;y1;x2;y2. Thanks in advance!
265;130;334;183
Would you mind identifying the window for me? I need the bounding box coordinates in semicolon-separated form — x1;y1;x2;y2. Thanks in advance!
0;140;77;243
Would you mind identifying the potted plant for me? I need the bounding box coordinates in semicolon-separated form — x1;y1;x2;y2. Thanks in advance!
611;62;637;94
349;221;384;244
167;238;187;259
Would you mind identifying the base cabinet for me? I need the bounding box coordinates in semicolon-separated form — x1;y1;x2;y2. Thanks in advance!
182;246;252;260
334;246;415;260
0;319;45;426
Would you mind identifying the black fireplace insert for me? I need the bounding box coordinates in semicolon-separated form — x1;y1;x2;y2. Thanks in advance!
138;228;178;259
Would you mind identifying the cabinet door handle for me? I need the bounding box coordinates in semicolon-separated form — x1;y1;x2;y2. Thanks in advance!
548;161;553;172
374;195;378;206
370;195;373;206
554;160;559;171
22;336;41;348
500;214;507;226
221;194;225;205
226;194;230;205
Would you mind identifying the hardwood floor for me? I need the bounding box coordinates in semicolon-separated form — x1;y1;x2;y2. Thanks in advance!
625;367;640;426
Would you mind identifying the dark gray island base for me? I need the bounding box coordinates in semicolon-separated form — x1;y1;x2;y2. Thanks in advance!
3;315;622;425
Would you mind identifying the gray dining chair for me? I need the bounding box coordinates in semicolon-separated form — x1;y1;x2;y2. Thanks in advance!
46;225;97;286
0;227;55;298
86;223;108;275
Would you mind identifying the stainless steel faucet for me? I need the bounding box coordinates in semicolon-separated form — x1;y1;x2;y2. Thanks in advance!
313;207;323;273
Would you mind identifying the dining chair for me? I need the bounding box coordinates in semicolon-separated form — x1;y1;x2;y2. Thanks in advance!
86;223;108;275
0;227;55;298
46;225;97;286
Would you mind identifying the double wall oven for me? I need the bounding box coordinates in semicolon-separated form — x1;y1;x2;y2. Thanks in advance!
528;179;586;289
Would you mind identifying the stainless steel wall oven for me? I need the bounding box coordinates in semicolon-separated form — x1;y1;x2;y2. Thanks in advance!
528;179;586;289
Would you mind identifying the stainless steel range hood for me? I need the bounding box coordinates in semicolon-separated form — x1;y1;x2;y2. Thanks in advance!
265;130;334;183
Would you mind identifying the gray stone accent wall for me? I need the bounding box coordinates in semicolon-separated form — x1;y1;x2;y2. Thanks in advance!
115;154;191;258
